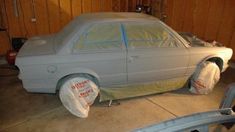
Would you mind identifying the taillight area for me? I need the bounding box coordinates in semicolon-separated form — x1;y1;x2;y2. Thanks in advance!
6;50;18;65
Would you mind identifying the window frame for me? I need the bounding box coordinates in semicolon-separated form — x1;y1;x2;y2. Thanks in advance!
72;22;126;54
122;21;186;49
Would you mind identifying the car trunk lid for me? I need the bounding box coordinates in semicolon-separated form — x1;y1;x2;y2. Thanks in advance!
17;35;55;57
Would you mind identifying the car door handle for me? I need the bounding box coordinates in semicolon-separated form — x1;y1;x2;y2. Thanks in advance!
130;55;139;59
128;55;139;62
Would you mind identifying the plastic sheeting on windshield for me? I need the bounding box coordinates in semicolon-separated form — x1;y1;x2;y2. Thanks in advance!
99;77;188;102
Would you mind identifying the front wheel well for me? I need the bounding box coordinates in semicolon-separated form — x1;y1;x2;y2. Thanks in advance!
56;73;100;91
206;57;223;71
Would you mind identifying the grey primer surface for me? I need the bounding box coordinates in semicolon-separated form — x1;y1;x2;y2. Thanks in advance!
15;12;233;94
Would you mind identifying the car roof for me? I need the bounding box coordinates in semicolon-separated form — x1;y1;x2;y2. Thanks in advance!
74;12;159;23
56;12;190;54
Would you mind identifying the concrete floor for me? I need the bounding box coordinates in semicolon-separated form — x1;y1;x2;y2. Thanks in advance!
0;65;234;132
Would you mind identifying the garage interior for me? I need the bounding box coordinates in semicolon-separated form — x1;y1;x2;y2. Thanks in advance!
0;0;235;131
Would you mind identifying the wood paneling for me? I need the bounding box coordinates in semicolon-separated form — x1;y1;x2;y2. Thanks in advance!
59;0;72;27
100;0;112;12
0;0;7;28
181;0;194;32
216;0;235;47
193;0;210;39
0;32;10;55
164;0;235;60
204;0;224;41
0;0;128;55
170;0;186;31
128;0;137;11
1;0;125;39
19;0;38;37
71;0;82;18
4;0;22;37
164;0;173;26
1;0;235;60
82;0;92;13
120;0;129;12
0;1;10;54
35;0;50;35
47;0;60;33
92;0;101;12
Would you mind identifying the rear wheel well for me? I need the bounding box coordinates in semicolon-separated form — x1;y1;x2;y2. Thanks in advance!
56;73;99;91
206;57;223;71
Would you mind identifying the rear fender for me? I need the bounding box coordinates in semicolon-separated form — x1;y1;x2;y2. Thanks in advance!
55;67;100;89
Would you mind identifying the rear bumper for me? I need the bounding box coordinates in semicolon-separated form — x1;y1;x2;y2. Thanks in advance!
20;78;57;93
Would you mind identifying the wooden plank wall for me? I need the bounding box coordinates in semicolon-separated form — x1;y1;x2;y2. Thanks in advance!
2;0;118;38
128;0;235;60
0;0;235;60
0;0;128;55
164;0;235;59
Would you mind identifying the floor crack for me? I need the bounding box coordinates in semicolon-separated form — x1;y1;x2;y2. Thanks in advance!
145;97;178;117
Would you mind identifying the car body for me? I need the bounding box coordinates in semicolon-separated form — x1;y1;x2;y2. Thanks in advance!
15;13;233;93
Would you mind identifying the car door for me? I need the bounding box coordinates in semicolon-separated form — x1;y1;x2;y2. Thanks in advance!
122;22;189;84
71;23;127;87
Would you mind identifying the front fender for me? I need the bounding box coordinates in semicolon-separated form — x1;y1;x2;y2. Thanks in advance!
200;54;229;72
200;54;224;64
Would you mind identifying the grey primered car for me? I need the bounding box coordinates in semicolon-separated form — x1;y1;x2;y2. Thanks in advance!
16;13;233;94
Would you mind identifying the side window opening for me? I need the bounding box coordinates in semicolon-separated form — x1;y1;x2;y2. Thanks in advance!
124;22;182;49
74;23;123;51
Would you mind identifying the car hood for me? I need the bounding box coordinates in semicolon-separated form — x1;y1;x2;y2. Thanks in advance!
179;32;223;47
17;35;55;57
